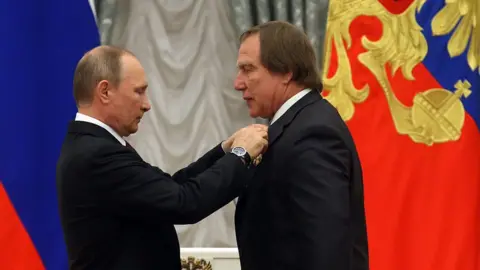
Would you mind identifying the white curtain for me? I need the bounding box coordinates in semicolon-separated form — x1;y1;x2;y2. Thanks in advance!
229;0;330;75
100;0;254;247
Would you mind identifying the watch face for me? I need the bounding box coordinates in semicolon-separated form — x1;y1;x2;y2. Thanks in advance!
232;147;246;156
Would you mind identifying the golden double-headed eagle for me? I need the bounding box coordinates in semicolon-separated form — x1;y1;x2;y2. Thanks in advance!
322;0;478;146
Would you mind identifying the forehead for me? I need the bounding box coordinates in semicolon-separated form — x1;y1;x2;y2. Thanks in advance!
237;34;260;66
120;55;146;84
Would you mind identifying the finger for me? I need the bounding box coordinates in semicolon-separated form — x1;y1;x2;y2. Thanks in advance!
261;140;268;153
252;124;267;128
261;138;268;147
253;127;266;133
252;124;268;131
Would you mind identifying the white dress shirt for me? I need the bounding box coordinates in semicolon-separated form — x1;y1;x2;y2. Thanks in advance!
270;88;311;125
75;112;126;146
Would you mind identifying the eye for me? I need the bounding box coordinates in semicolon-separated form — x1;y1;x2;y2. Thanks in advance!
135;86;147;94
238;63;255;72
242;65;254;73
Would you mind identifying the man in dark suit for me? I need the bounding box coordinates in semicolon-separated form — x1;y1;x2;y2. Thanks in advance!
233;21;369;270
56;45;268;270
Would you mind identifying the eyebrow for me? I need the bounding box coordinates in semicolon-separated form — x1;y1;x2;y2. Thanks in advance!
237;63;254;69
136;84;148;91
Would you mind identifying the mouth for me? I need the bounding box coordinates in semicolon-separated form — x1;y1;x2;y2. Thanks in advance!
243;98;254;108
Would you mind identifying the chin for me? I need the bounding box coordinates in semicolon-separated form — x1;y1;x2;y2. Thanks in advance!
127;125;139;135
248;109;260;118
130;128;139;134
248;109;269;120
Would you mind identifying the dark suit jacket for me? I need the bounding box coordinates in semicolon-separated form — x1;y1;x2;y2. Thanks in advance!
56;121;250;270
235;90;369;270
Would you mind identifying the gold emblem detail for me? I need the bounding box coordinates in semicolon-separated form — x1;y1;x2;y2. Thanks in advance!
322;0;376;121
431;0;479;73
323;0;428;122
180;256;213;270
323;0;474;145
410;80;472;145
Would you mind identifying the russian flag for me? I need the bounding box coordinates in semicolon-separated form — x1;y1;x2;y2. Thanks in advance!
322;0;480;269
0;1;99;269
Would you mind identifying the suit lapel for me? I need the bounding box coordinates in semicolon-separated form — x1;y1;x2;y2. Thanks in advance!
68;121;124;146
268;89;322;148
236;90;323;209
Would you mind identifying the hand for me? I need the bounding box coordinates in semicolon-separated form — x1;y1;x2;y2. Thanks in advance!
222;124;268;153
230;124;268;159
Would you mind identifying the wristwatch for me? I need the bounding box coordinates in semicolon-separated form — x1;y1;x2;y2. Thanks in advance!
231;146;252;166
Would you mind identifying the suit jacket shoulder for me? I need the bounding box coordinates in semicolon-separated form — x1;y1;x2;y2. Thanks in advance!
235;90;369;270
57;121;252;269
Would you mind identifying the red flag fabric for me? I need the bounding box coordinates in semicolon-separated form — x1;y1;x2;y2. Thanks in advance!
0;182;44;269
0;1;99;269
323;1;480;269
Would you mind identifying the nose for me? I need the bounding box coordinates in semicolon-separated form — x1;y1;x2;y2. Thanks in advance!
142;97;151;112
234;73;246;92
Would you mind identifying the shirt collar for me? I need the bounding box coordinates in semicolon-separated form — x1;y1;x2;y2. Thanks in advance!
270;89;312;125
75;112;126;146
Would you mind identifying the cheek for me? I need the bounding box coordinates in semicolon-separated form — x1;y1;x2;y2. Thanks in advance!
130;96;144;115
246;76;260;94
250;79;269;99
111;97;124;116
117;96;137;119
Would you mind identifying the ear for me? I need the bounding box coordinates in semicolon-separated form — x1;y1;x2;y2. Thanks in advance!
95;80;110;104
282;72;293;85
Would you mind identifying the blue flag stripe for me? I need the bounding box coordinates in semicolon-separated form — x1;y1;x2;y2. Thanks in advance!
417;0;479;126
0;1;99;269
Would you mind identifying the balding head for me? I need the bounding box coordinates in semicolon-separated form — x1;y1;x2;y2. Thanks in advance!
73;45;134;107
73;45;151;137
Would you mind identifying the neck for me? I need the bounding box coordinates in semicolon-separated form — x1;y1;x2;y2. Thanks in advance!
78;106;107;123
78;106;125;137
271;84;305;115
